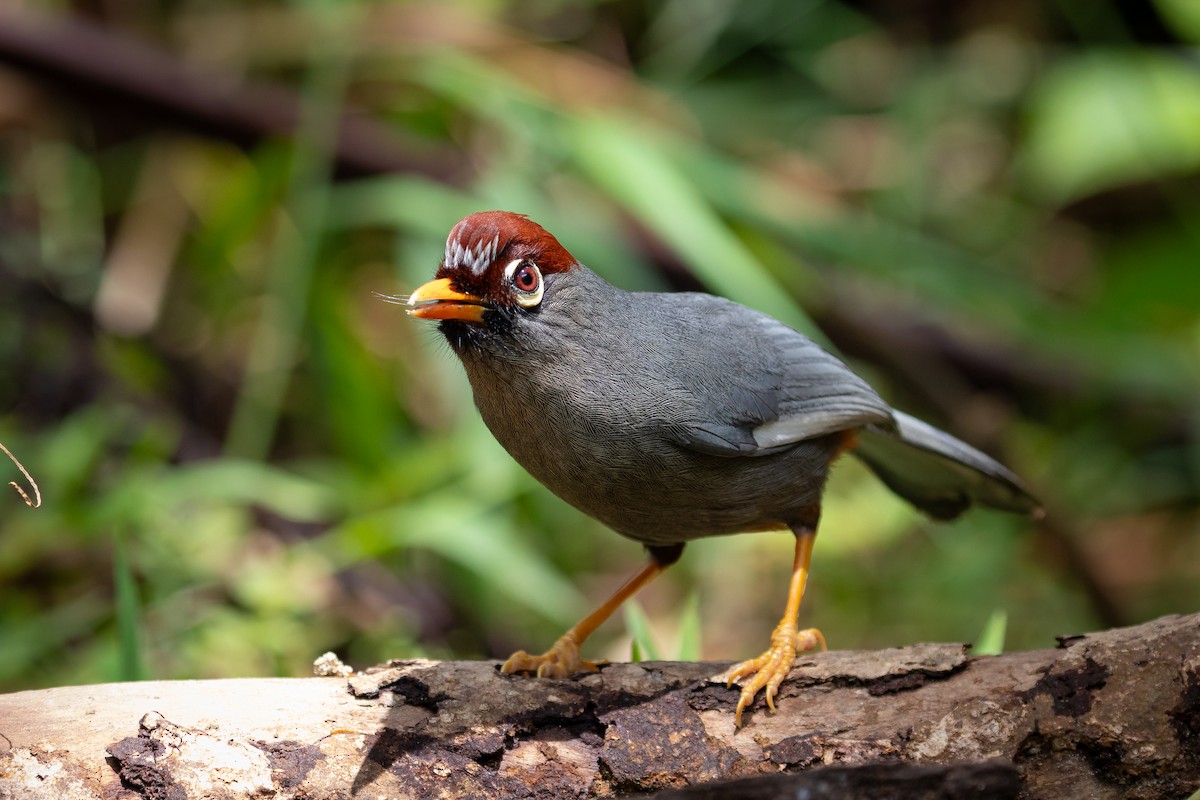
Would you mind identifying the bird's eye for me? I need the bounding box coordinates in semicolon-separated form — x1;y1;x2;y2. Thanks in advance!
503;260;544;308
514;265;538;292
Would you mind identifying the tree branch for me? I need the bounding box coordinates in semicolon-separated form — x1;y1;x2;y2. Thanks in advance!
1;612;1197;799
0;7;461;182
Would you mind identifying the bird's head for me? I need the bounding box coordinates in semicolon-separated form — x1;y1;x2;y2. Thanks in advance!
404;211;579;351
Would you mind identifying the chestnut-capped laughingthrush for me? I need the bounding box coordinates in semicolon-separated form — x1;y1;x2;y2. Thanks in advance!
400;211;1039;727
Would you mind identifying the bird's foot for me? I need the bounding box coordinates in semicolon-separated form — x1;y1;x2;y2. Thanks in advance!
716;624;825;727
500;633;606;678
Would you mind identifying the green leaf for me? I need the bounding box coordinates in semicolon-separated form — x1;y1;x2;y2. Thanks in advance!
1154;0;1200;43
1022;52;1200;201
154;460;343;522
327;496;588;627
0;593;108;684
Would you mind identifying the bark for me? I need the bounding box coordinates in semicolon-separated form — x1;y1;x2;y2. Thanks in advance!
1;613;1197;800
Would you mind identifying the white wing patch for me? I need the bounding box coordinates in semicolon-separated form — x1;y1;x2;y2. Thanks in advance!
445;233;501;275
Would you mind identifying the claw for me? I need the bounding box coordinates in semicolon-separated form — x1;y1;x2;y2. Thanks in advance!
716;624;824;727
501;635;605;678
501;559;663;680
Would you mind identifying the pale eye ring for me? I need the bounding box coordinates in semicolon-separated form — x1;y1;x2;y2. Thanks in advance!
503;259;544;307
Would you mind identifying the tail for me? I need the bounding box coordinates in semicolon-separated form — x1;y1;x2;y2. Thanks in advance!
854;410;1040;520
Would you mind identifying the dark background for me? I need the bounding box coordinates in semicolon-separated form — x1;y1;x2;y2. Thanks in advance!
1;0;1197;691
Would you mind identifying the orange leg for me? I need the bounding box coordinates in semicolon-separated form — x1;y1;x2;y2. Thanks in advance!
502;555;671;678
716;526;825;727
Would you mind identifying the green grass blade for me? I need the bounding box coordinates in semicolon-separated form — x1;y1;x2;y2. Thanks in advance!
676;591;702;662
623;600;661;662
113;529;145;681
224;4;353;461
570;115;822;340
974;609;1008;656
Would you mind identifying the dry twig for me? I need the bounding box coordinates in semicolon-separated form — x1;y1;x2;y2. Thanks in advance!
0;440;41;508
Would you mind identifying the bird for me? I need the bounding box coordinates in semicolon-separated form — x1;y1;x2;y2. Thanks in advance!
399;210;1039;726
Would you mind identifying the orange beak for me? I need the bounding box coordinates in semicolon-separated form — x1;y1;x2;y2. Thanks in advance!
406;277;488;323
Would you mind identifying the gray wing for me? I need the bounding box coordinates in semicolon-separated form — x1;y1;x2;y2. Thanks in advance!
618;288;1039;519
855;411;1041;518
661;295;895;457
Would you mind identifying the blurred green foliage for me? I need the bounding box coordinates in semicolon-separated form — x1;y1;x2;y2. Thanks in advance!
0;0;1197;693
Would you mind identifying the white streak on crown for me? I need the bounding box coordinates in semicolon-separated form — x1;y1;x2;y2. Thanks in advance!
445;232;501;275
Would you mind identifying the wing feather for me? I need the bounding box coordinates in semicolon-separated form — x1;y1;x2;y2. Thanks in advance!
664;296;894;457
